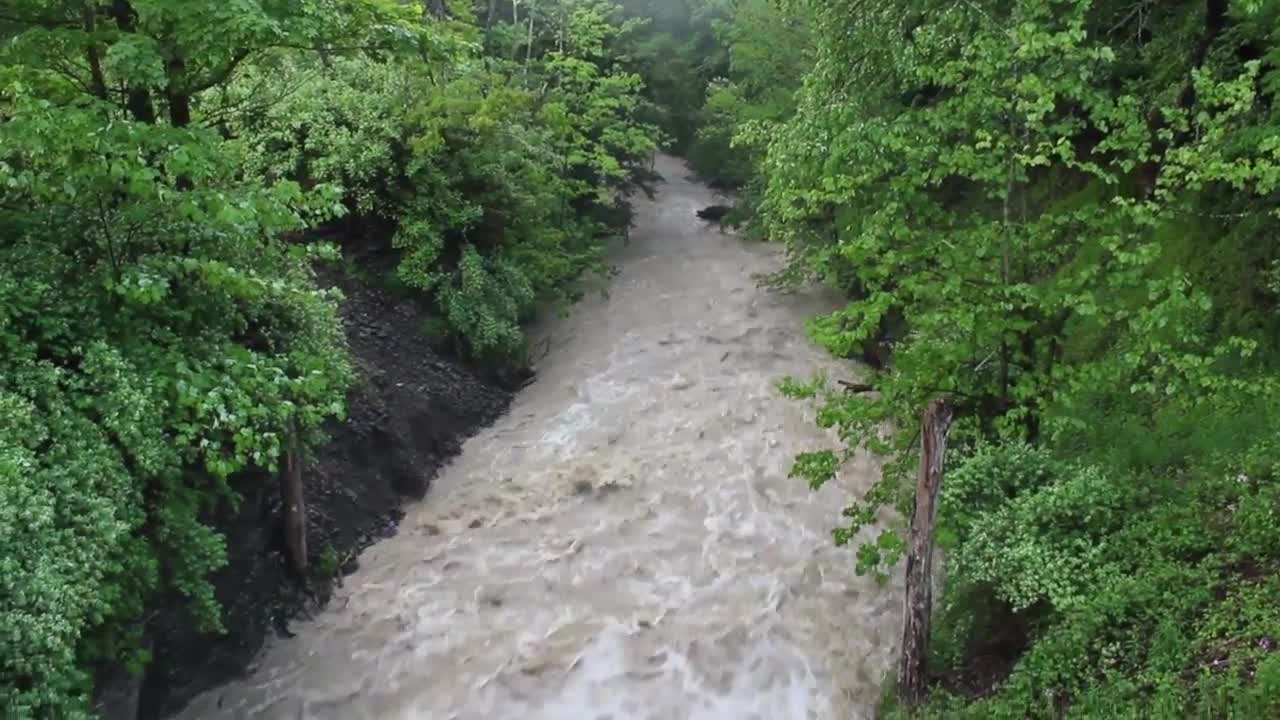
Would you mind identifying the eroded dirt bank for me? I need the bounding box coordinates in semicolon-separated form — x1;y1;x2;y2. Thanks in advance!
94;241;513;720
171;155;901;720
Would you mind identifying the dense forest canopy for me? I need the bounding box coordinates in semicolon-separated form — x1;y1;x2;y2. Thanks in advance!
692;0;1280;715
4;0;1280;717
1;0;656;714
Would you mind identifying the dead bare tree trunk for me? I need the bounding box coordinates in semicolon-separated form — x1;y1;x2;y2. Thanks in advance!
897;398;954;707
524;7;535;76
510;0;521;60
280;428;308;576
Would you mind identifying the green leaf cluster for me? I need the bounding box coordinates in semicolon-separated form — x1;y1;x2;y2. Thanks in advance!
1;0;655;714
233;0;658;359
0;84;352;718
699;0;1280;713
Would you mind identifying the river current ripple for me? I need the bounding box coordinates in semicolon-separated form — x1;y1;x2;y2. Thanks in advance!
177;155;900;720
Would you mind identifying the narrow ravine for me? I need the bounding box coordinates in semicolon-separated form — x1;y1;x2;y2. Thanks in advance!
177;155;901;720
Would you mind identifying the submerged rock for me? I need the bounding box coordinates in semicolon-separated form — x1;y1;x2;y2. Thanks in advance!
696;204;733;223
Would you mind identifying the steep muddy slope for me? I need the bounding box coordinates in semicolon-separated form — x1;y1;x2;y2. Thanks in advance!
93;250;512;720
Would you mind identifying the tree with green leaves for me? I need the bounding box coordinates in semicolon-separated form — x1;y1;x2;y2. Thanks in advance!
1;12;360;716
693;0;1280;713
611;0;729;151
1;0;658;714
686;0;811;191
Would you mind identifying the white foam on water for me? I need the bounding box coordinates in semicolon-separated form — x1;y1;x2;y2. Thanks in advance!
176;155;900;720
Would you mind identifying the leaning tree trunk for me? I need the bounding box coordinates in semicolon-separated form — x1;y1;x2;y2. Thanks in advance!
897;398;954;707
280;428;308;576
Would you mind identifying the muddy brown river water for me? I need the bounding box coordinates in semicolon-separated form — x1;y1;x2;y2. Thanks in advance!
177;155;901;720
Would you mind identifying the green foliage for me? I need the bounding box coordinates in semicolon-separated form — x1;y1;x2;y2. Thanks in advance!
409;2;656;358
0;388;151;717
941;444;1136;614
616;0;728;151
767;0;1280;567
1;0;655;715
228;56;417;215
237;0;657;359
700;0;1280;713
1;73;352;712
686;0;811;193
315;544;340;579
899;413;1280;718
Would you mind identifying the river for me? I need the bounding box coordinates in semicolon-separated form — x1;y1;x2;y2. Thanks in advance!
176;155;900;720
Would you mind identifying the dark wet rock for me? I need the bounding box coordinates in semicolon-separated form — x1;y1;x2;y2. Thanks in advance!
98;233;514;720
696;204;732;223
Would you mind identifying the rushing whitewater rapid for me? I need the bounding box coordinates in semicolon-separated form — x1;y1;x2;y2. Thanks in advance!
177;155;901;720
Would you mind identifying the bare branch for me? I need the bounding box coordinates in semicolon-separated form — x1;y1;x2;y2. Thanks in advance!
0;11;79;29
183;48;255;95
838;380;876;393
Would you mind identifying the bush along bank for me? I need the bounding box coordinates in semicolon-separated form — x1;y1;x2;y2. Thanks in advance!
684;0;1280;716
0;0;657;717
104;244;518;720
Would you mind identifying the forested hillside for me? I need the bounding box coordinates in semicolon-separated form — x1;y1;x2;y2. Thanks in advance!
672;0;1280;716
0;0;657;716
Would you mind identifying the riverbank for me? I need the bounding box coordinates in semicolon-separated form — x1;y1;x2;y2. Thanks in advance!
92;235;514;720
169;154;896;719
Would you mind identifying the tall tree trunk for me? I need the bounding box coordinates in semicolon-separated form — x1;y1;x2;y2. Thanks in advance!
511;0;520;60
163;54;194;194
897;399;954;707
109;0;156;123
166;91;191;128
280;429;308;576
165;56;192;128
484;0;498;30
82;4;107;100
555;6;564;53
524;8;535;75
999;136;1013;405
1020;328;1039;442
